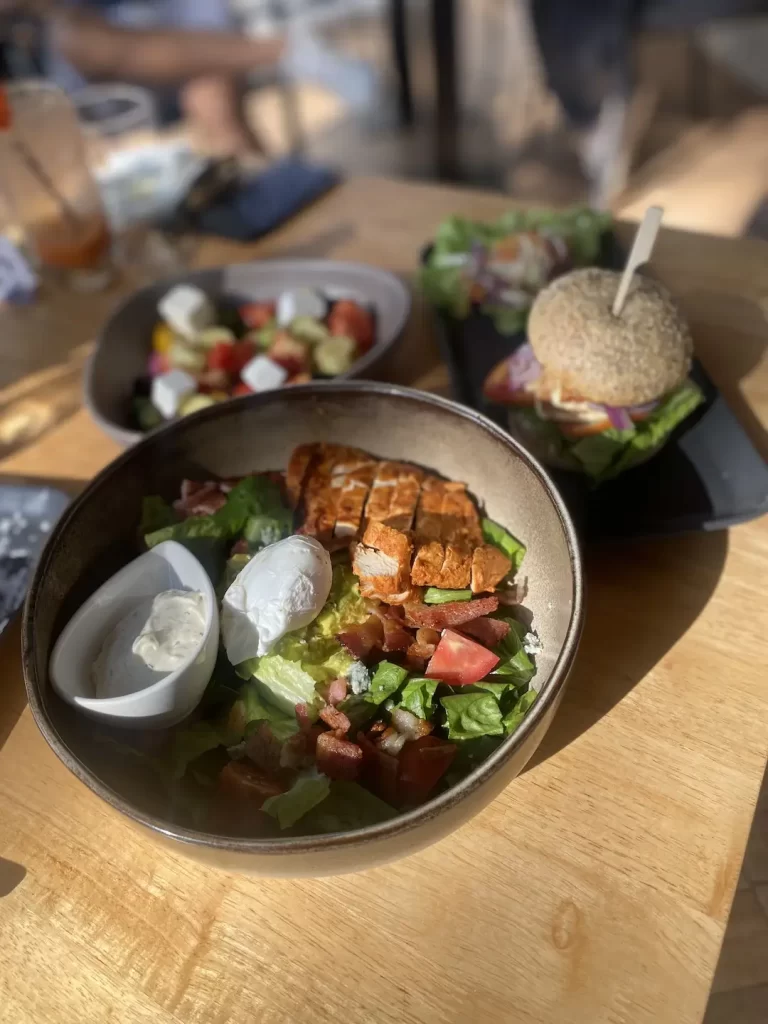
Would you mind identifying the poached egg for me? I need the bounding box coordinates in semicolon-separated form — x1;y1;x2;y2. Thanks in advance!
221;535;332;665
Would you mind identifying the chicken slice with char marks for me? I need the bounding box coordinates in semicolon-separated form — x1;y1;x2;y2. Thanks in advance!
365;461;425;532
471;544;512;594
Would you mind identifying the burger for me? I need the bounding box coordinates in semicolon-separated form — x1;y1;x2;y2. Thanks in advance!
483;267;704;480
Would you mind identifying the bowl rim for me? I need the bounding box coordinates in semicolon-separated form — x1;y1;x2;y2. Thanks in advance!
23;381;584;855
84;257;413;448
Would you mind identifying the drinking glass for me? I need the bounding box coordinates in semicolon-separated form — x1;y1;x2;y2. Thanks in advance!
0;80;111;288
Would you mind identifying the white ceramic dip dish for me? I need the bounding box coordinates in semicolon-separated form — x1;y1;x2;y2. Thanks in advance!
50;540;219;728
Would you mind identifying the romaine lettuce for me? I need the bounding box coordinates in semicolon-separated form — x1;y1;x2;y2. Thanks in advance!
262;770;331;828
298;781;397;833
365;662;409;705
489;616;536;685
441;692;505;740
502;688;538;735
395;677;438;719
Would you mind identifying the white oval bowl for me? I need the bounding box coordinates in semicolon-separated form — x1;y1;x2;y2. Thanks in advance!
49;540;219;728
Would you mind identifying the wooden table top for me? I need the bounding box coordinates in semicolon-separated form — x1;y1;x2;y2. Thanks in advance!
1;176;768;1024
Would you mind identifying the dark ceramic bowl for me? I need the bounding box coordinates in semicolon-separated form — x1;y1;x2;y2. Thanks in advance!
23;383;583;876
85;259;412;447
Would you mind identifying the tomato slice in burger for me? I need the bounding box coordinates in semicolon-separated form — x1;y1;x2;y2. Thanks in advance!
425;629;499;685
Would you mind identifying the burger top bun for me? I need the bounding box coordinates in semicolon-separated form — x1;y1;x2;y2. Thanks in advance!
527;267;693;407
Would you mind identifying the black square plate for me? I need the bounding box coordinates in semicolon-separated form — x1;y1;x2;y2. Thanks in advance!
423;236;768;539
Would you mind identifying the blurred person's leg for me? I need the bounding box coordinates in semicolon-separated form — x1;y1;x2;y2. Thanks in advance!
530;0;634;206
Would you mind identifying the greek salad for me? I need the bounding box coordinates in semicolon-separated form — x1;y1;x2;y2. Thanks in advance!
132;283;376;432
137;443;540;835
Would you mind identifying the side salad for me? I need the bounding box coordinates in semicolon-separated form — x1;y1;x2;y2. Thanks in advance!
133;282;376;432
138;444;540;836
420;206;610;335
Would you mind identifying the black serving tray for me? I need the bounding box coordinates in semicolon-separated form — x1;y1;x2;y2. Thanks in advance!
423;235;768;539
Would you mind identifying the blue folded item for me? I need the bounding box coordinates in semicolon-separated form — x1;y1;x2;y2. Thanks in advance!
195;158;340;241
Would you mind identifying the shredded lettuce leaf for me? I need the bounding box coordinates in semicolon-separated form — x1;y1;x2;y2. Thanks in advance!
169;721;224;780
226;680;300;742
395;677;438;719
365;662;409;705
423;588;472;605
247;655;320;719
481;518;526;574
145;474;291;550
297;781;397;833
262;770;331;829
489;616;536;686
510;380;704;482
441;692;505;740
139;495;177;536
502;688;538;735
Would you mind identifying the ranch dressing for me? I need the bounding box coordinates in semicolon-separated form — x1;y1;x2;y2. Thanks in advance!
92;589;205;699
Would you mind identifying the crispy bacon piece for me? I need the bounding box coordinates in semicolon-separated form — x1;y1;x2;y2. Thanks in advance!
316;732;363;781
338;615;385;660
243;722;284;777
318;705;352;734
459;616;510;647
471;544;512;594
230;537;250;556
174;480;228;518
295;702;312;731
218;762;285;806
377;613;413;653
322;677;348;706
403;595;499;630
358;732;399;804
406;641;436;671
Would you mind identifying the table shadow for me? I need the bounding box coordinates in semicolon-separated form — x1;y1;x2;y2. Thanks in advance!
527;528;729;770
0;858;26;898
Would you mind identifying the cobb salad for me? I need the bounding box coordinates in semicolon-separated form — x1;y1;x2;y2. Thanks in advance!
420;206;610;335
132;283;376;432
134;443;539;835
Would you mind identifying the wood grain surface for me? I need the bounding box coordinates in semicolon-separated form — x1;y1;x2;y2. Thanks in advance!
1;177;767;1024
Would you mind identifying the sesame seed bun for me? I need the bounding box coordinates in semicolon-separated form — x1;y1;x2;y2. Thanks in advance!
527;267;693;407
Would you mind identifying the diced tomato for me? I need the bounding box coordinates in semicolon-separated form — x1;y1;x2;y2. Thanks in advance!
398;735;457;806
232;382;252;397
230;340;256;375
218;761;285;806
315;732;363;781
459;616;510;648
207;340;255;377
358;731;399;804
239;302;276;329
207;341;236;374
0;87;10;131
327;300;375;354
268;331;310;376
425;629;499;684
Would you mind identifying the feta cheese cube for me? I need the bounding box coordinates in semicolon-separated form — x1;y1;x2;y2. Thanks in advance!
158;285;214;340
275;287;326;326
240;355;288;393
150;369;197;419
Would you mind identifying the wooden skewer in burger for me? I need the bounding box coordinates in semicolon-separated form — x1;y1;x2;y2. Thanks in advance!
484;206;704;481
